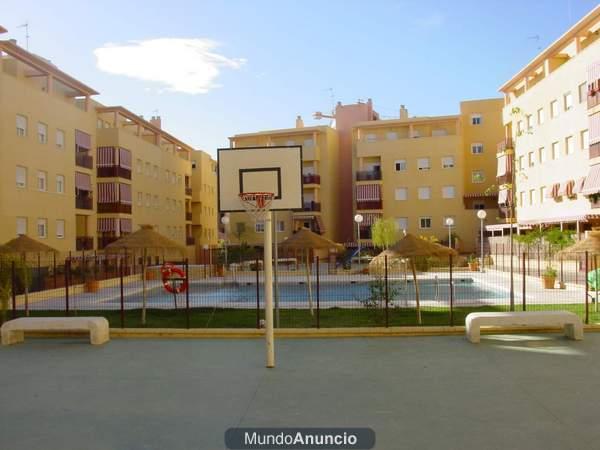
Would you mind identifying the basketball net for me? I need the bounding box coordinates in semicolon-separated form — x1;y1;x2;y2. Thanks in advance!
239;192;275;222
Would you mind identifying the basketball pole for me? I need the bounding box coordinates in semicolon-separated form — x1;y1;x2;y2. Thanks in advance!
264;211;275;368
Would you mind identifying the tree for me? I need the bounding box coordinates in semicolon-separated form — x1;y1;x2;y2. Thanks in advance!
371;218;398;250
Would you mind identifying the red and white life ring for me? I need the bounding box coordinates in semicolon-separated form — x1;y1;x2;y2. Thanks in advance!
161;263;188;294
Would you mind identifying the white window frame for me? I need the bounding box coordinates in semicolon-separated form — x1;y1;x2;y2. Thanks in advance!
16;166;27;188
276;221;285;232
550;100;559;118
441;156;454;169
137;192;143;206
56;175;65;194
529;189;536;205
56;129;65;149
565;136;574;155
540;186;547;203
418;186;431;200
37;171;47;192
471;114;482;125
537;108;545;125
56;219;65;239
417;158;431;171
471;170;485;184
581;129;589;150
396;217;408;232
37;122;48;144
538;147;546;164
419;217;432;229
16;114;27;136
37;218;48;239
136;159;143;174
16;217;27;236
552;141;560;159
255;221;265;233
471;143;484;155
395;159;407;171
365;133;377;143
528;151;535;167
564;92;573;111
442;186;455;199
579;82;587;104
395;187;408;201
386;132;398;141
303;138;314;148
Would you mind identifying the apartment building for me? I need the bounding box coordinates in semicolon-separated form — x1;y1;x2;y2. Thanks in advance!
0;35;217;256
353;99;504;252
227;122;340;245
191;150;218;247
497;5;600;234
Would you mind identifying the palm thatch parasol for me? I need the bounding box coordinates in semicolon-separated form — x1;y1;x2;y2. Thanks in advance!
0;235;58;316
280;228;344;315
368;249;405;275
388;233;457;324
105;225;185;325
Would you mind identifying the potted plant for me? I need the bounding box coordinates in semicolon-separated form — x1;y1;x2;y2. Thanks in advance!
542;266;557;289
467;254;479;272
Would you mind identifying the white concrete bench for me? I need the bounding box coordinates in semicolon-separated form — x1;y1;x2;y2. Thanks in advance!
1;317;110;346
465;311;583;343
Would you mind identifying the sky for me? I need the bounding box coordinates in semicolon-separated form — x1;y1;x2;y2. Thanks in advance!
2;0;599;157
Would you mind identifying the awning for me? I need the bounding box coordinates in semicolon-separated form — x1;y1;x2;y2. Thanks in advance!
546;183;560;198
519;215;589;226
590;112;600;145
588;61;600;83
496;153;512;177
119;183;132;204
98;183;118;203
361;213;382;226
572;177;587;194
582;164;600;195
356;184;381;201
75;129;91;150
97;146;115;167
75;172;91;191
97;218;117;232
557;180;574;197
119;147;132;169
498;189;509;205
120;218;132;233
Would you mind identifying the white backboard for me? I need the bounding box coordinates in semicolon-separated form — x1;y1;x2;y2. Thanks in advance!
218;146;303;212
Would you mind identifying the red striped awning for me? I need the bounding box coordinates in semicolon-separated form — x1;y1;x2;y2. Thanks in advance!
119;183;132;204
120;218;132;233
75;172;91;191
582;164;600;195
361;213;382;226
356;184;381;201
557;180;575;197
588;61;600;83
75;129;91;150
498;189;509;205
97;146;115;167
98;183;118;203
119;147;132;169
97;218;117;232
572;176;587;194
590;113;600;145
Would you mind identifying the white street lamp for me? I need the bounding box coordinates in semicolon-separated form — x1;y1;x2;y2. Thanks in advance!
354;214;364;268
477;209;487;272
221;215;230;267
445;217;455;249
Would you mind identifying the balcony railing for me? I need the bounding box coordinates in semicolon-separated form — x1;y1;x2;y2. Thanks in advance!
76;236;93;251
497;138;514;153
356;170;382;181
303;174;321;185
186;212;193;221
75;195;93;210
185;187;192;196
98;236;119;250
358;227;372;240
356;200;383;210
97;203;132;214
75;152;93;169
590;142;600;159
303;201;321;212
97;166;132;179
186;236;195;246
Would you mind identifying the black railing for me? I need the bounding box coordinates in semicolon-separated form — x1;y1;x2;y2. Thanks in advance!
303;201;321;212
97;203;132;214
75;152;93;169
303;174;321;184
98;236;119;250
97;166;132;179
356;200;383;210
356;170;382;181
75;196;93;210
76;236;93;251
186;236;195;245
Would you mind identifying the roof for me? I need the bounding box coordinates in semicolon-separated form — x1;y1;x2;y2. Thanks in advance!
353;114;459;129
0;39;99;96
0;26;7;34
231;125;333;140
499;4;600;92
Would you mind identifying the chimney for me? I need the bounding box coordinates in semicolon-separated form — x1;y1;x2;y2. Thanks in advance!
295;115;304;128
150;116;162;129
399;105;408;120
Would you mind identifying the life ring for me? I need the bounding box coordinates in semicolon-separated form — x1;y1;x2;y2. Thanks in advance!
161;263;188;294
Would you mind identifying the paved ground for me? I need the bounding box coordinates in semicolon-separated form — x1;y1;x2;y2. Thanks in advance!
1;333;599;450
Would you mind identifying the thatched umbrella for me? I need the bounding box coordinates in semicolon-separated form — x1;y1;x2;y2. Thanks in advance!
0;234;58;316
368;249;405;275
558;231;600;309
388;233;457;324
105;225;185;325
280;228;344;315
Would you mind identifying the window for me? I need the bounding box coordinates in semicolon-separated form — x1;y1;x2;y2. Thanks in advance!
441;156;454;168
540;186;547;203
37;218;47;239
418;186;431;200
564;92;573;111
56;175;64;194
529;189;536;205
303;139;314;148
136;159;143;173
519;191;525;207
537;108;545;125
153;165;159;179
471;114;482;125
145;193;151;207
550;100;559;118
386;132;398;140
16;114;27;136
255;221;265;233
565;136;574;155
518;156;524;170
37;122;47;144
472;170;485;183
137;192;143;206
365;133;377;143
56;129;65;149
473;202;485;210
153;195;159;208
177;175;182;185
395;160;407;171
538;147;546;164
581;129;589;150
56;220;65;239
442;186;455;199
526;114;533;130
37;171;47;191
16;166;27;188
517;120;523;135
471;143;484;154
395;187;408;201
171;173;176;184
191;160;197;169
579;82;588;103
552;141;560;159
276;221;285;232
144;162;151;176
528;151;535;167
419;217;432;229
417;158;430;170
16;217;27;236
396;217;408;231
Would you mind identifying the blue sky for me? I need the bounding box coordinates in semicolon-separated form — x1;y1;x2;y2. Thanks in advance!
2;0;598;156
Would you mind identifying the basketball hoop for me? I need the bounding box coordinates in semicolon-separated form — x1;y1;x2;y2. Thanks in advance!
239;192;274;221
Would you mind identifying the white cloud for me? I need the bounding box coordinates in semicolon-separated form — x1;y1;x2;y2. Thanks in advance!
94;38;246;94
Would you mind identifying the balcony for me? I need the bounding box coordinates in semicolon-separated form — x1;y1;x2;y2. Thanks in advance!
303;174;321;185
75;152;93;169
186;212;193;221
303;201;321;212
356;200;383;210
590;142;600;159
76;236;93;251
186;236;195;246
97;166;131;180
98;236;119;250
185;187;192;196
356;170;382;181
358;227;372;240
76;195;93;210
497;138;514;153
97;202;132;214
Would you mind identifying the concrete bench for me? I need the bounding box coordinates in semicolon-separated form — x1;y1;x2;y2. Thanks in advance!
1;317;110;346
465;311;583;343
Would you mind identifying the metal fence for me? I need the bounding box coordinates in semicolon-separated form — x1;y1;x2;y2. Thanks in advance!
2;248;596;328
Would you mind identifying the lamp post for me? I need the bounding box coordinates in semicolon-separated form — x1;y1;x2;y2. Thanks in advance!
354;214;364;268
220;215;230;268
477;210;487;272
445;217;455;249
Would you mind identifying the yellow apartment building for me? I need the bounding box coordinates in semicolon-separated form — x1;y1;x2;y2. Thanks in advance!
497;5;600;235
191;150;218;247
0;35;217;257
227;121;340;245
353;99;503;253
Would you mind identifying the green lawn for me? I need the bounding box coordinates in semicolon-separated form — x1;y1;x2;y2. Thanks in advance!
13;304;600;328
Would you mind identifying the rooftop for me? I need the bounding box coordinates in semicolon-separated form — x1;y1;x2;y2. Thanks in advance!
230;124;333;139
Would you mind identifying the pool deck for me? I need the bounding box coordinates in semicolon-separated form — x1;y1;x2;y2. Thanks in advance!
1;334;599;449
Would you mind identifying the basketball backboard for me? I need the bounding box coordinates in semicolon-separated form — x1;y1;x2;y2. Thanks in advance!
218;146;303;212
